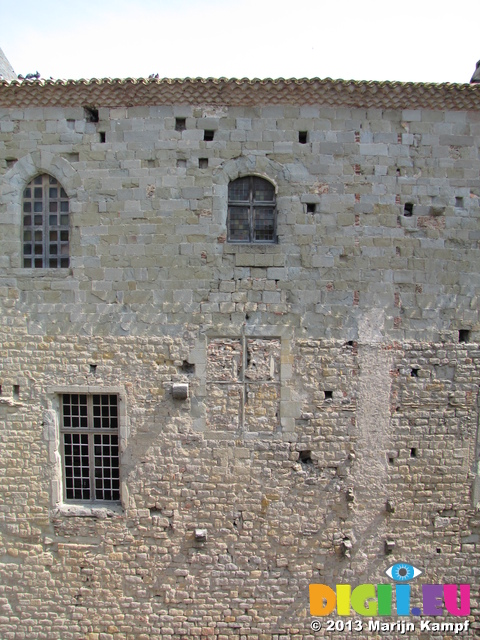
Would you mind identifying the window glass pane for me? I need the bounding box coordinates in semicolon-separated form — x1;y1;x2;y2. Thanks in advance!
229;207;250;241
23;174;70;269
254;207;275;242
228;177;250;201
253;178;275;202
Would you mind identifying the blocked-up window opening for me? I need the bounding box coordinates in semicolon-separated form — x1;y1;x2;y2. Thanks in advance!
206;337;281;431
61;394;120;502
227;176;277;243
22;174;69;268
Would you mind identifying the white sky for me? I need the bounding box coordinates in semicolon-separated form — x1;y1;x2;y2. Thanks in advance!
1;0;479;83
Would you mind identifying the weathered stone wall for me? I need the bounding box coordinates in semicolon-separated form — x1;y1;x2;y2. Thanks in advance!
0;97;480;638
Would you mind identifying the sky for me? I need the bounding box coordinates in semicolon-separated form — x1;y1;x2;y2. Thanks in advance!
1;0;479;84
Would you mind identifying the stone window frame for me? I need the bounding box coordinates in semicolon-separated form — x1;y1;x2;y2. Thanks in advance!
190;325;299;438
0;150;80;271
44;385;128;516
211;154;286;246
22;173;70;268
227;175;277;244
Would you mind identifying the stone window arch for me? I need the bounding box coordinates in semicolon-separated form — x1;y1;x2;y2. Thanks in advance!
227;176;277;243
22;173;70;268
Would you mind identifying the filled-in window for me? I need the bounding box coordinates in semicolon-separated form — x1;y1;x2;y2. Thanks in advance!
23;174;69;268
227;176;276;243
206;337;281;432
61;394;120;503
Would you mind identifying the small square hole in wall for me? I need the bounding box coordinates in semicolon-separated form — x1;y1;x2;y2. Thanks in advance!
455;197;464;208
306;203;316;213
199;158;208;169
459;329;470;343
404;203;414;217
175;118;186;132
410;447;417;458
299;450;313;464
99;132;106;143
84;107;99;123
298;131;308;144
204;130;214;141
324;390;333;400
410;368;419;377
177;158;187;168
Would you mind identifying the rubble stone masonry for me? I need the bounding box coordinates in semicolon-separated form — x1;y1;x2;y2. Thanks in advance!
1;78;480;638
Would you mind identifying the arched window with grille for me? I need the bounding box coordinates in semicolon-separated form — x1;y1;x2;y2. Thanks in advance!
22;174;70;268
227;176;277;243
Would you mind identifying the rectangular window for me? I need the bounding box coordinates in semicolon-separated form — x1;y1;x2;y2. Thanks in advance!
61;394;120;502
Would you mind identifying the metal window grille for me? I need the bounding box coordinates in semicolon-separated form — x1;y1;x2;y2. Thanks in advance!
228;176;276;243
23;174;70;268
61;394;120;503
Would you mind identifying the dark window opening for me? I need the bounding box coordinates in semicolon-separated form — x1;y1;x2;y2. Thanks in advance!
410;447;417;458
306;203;316;213
455;197;464;208
99;132;106;143
298;131;308;144
204;130;215;141
227;176;277;243
175;118;186;132
324;390;333;400
13;385;20;400
459;329;470;343
199;158;208;169
410;368;419;377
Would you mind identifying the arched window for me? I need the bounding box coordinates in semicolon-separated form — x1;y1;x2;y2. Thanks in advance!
228;176;276;243
22;174;70;268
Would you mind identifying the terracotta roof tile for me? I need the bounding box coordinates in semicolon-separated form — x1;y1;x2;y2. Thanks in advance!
1;76;480;110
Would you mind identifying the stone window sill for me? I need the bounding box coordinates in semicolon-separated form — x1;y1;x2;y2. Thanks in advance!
53;504;123;518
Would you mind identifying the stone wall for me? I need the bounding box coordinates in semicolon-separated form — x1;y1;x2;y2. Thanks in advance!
0;93;480;638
